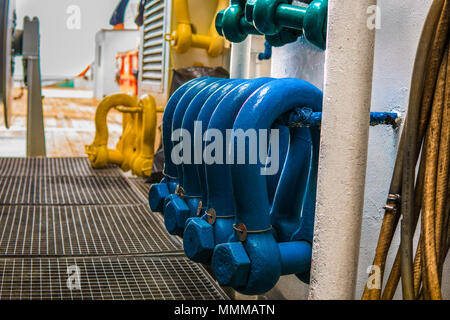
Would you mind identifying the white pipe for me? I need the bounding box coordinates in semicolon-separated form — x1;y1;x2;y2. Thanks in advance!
229;38;251;78
308;0;377;300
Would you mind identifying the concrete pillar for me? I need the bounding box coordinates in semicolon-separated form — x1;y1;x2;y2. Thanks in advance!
308;0;377;300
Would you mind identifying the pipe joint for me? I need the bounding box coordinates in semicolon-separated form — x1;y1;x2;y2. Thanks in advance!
216;0;327;49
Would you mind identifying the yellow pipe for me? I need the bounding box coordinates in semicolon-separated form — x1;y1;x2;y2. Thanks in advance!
205;0;228;57
167;0;227;57
86;93;157;177
85;94;139;168
131;95;157;177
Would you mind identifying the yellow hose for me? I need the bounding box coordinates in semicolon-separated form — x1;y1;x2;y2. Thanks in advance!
363;0;449;300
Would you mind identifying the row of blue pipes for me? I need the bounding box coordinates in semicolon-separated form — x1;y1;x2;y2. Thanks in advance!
148;77;398;295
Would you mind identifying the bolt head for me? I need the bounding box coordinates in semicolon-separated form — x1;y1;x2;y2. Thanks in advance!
148;183;169;212
212;242;250;288
164;197;190;236
183;218;215;263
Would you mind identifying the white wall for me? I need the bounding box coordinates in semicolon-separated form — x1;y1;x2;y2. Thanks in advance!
269;0;449;299
93;29;139;99
14;0;139;81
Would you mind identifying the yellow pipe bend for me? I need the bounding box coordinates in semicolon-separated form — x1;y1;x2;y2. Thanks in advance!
131;95;157;177
119;112;139;172
168;0;227;57
85;94;139;169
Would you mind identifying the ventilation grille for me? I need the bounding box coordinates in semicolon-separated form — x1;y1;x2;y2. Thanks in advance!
0;205;181;256
141;0;170;89
0;256;227;300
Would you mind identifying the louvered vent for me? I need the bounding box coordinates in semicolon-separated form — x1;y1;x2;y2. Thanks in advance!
140;0;171;91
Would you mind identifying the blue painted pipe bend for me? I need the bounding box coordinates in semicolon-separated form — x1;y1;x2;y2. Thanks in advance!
194;79;247;208
270;126;312;242
148;77;210;213
266;124;290;205
171;78;223;189
212;78;323;295
164;79;229;236
180;80;230;198
183;78;275;264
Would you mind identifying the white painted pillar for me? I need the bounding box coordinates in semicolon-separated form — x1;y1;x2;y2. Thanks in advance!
229;38;251;78
308;0;377;300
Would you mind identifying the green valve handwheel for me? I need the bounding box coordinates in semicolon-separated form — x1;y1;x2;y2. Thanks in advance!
303;0;328;50
216;0;328;50
265;27;302;47
248;0;293;35
216;0;261;43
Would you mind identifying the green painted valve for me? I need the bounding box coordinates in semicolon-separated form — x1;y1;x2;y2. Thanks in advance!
215;0;327;50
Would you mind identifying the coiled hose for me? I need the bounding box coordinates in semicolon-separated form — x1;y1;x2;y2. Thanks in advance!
363;0;449;300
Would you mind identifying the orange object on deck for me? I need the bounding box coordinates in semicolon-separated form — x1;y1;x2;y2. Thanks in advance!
116;50;139;96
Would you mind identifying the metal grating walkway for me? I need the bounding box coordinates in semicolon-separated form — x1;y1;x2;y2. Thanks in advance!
0;158;228;300
129;177;151;198
0;176;146;205
0;157;122;177
0;256;225;300
0;204;181;256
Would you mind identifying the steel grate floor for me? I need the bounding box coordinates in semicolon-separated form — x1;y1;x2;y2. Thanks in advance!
129;178;151;198
0;256;227;300
0;157;122;177
0;204;181;256
0;157;228;300
0;176;146;205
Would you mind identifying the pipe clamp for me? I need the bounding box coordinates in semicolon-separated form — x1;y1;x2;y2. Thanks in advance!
196;201;205;217
233;223;273;242
206;208;235;225
383;193;401;214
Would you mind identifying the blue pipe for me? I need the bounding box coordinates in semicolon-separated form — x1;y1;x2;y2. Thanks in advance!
164;79;227;235
266;124;290;205
279;107;399;127
181;80;230;197
194;79;247;205
258;41;272;60
212;78;323;295
148;77;208;213
270;126;312;242
171;79;222;188
183;78;275;264
279;241;312;275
